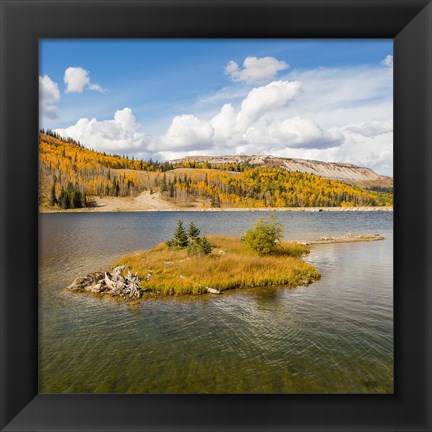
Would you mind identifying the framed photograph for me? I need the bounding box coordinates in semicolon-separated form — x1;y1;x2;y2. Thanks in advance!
1;0;431;431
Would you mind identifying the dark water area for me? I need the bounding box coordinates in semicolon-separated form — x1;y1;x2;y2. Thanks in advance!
39;211;393;393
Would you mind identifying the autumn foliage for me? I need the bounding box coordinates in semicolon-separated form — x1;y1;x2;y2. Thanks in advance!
39;132;168;208
39;132;393;209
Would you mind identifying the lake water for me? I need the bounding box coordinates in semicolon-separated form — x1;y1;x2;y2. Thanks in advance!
39;211;393;393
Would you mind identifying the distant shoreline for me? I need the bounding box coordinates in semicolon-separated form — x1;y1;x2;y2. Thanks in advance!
39;184;393;214
40;206;393;214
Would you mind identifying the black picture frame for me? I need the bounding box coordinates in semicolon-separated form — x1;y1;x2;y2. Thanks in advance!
1;0;431;431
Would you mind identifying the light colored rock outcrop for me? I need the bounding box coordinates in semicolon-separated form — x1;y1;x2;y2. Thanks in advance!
296;233;385;246
170;155;392;187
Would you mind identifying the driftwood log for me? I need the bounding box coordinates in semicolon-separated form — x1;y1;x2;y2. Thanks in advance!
68;265;142;299
179;274;221;294
68;267;221;299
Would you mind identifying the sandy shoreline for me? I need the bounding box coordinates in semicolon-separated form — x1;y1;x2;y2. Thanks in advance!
40;206;393;213
39;191;393;214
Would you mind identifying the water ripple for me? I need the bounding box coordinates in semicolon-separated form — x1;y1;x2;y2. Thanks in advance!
39;211;393;393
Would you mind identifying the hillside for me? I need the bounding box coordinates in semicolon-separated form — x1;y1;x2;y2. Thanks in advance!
39;132;393;210
157;167;392;208
170;155;393;188
39;132;167;209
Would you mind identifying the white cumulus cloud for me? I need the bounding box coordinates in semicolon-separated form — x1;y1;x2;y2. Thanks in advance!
328;125;394;175
54;107;151;154
224;56;289;83
64;67;106;94
211;103;237;144
243;117;344;150
380;54;393;77
39;75;61;119
346;120;393;137
381;55;393;68
159;115;214;151
52;59;393;175
236;80;302;130
158;80;342;156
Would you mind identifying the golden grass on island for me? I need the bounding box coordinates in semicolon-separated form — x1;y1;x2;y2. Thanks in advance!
114;236;320;296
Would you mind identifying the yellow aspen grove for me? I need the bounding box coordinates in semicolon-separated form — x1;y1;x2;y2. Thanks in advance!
39;132;393;209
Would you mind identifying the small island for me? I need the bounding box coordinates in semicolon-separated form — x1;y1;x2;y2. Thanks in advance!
67;216;385;301
68;217;321;300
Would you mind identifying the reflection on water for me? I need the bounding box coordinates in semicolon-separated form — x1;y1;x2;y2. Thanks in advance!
39;211;393;393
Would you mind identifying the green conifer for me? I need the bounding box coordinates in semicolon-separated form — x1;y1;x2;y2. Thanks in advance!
49;183;57;207
161;173;168;193
188;222;200;242
60;187;70;209
198;236;212;255
168;220;188;249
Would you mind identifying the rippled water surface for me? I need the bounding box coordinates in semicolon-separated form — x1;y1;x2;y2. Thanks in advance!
39;211;393;393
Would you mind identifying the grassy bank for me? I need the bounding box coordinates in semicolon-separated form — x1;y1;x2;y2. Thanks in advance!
114;235;320;296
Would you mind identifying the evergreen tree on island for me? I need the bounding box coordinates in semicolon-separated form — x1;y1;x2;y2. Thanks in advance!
166;220;213;256
167;220;188;249
197;236;212;255
188;222;200;242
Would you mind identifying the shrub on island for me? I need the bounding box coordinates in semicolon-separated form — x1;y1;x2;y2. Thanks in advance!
114;234;319;297
68;218;320;299
241;214;284;255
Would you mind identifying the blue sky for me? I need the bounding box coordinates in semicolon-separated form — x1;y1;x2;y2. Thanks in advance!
39;39;393;175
